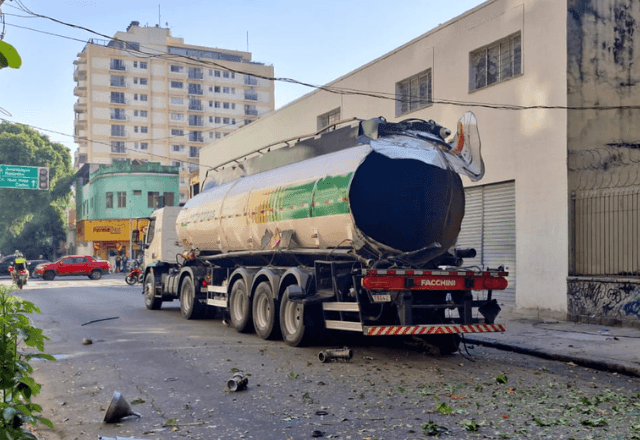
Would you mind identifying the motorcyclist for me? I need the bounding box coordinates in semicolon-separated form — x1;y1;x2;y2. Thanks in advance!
11;250;28;282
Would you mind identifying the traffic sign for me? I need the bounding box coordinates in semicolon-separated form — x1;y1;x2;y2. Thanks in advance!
0;165;49;190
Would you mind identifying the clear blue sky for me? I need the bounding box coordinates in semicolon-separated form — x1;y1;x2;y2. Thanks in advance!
0;0;485;155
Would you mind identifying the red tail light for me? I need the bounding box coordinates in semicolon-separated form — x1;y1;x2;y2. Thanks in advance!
482;277;508;290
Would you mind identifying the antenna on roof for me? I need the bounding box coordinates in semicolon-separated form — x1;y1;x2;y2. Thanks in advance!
247;31;249;52
158;4;161;27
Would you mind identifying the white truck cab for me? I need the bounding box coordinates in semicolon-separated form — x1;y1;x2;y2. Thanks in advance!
144;207;184;265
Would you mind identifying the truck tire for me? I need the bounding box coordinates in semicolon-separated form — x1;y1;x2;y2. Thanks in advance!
43;271;55;281
89;270;102;280
144;273;162;310
279;285;324;347
229;279;253;333
252;281;281;340
180;276;205;319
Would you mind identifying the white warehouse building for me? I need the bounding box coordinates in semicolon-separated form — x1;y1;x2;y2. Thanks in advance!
198;0;640;327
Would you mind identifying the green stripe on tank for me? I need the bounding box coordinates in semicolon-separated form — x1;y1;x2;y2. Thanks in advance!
267;172;353;222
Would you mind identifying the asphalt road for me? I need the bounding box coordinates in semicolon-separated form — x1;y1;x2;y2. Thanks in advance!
6;275;640;440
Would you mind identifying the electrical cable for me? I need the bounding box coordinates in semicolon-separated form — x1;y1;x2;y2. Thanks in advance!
7;3;640;112
0;117;243;171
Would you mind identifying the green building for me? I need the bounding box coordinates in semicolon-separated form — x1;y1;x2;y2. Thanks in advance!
74;160;179;260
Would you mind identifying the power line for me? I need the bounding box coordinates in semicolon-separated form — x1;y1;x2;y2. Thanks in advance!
0;117;242;171
7;5;640;112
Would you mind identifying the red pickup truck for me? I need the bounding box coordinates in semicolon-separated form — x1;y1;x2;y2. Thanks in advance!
34;255;111;280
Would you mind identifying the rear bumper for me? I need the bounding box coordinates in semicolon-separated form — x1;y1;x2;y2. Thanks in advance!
363;323;506;336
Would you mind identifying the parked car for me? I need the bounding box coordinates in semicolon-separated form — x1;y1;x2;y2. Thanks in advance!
0;255;17;275
28;259;50;278
34;255;111;280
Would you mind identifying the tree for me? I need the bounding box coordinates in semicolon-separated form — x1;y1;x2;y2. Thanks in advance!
0;122;75;259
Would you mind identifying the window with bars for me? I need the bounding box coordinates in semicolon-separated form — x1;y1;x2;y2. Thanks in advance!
106;192;113;208
469;32;522;92
110;92;125;104
110;75;126;87
111;141;125;153
111;125;126;137
117;191;126;208
111;108;126;120
163;192;175;207
148;191;159;208
317;108;341;131
395;70;432;117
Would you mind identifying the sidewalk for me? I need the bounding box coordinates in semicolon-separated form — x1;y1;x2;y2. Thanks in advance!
464;312;640;377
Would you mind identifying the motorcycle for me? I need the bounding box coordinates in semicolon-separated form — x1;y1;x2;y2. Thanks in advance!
125;267;144;285
8;265;29;290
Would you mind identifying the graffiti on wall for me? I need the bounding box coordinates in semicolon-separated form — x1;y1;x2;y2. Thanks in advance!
568;279;640;324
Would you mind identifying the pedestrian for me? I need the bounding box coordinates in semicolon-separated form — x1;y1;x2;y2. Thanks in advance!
123;255;129;271
115;255;122;273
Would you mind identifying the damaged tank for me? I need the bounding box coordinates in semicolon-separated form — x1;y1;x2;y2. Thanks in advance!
177;112;484;267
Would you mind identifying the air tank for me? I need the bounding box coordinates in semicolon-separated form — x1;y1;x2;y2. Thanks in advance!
177;112;484;266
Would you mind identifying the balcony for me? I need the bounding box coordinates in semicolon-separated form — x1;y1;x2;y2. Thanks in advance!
188;103;203;111
188;86;204;95
244;93;258;101
73;68;86;82
74;102;87;113
110;62;126;71
73;87;87;97
244;76;258;85
74;115;87;129
188;133;204;143
244;109;258;116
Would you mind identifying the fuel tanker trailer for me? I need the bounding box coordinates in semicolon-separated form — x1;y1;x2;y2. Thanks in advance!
138;112;508;351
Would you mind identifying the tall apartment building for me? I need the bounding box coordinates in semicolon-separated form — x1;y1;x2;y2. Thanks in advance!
73;21;275;203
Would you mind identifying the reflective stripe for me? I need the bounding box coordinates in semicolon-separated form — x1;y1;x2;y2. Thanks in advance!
364;323;506;336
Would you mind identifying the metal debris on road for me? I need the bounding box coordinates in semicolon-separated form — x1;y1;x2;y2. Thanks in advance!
227;373;248;391
82;338;93;345
81;316;119;326
318;347;353;363
103;391;142;423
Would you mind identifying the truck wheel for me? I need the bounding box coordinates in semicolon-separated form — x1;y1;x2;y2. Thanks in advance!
43;271;55;281
144;273;162;310
229;279;253;333
279;285;324;347
252;281;281;340
89;270;102;280
180;277;205;319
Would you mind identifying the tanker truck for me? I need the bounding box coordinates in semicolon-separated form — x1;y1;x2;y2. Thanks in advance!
137;112;508;353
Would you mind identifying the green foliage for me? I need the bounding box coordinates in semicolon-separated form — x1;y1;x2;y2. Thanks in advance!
460;419;481;432
496;374;508;384
0;122;75;258
0;285;54;438
437;402;452;414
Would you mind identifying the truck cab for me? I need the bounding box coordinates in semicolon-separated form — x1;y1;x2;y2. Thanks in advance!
144;206;183;266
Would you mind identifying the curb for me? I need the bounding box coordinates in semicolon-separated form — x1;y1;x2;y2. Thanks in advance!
463;335;640;378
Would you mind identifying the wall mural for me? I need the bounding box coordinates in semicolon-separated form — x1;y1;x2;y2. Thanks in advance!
568;280;640;325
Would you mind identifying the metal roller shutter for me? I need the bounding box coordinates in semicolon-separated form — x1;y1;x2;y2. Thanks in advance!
457;181;516;307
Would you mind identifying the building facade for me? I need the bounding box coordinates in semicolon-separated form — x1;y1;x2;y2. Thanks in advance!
74;160;179;260
73;22;275;203
198;0;640;327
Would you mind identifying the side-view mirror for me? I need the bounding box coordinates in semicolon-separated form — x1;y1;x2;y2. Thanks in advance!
131;230;140;244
